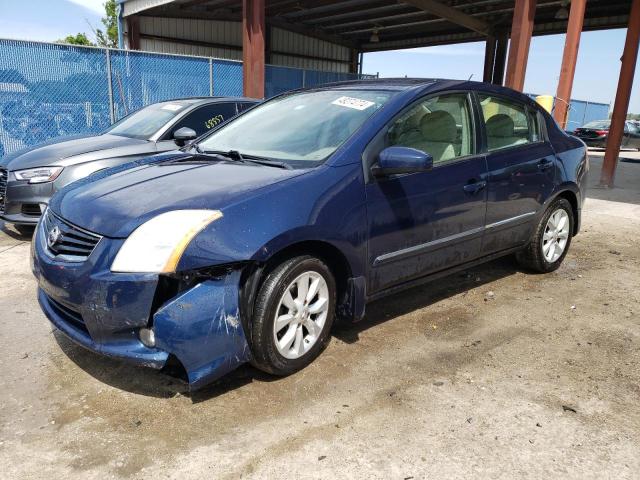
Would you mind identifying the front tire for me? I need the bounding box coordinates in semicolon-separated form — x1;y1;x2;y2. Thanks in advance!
250;255;336;376
516;198;574;273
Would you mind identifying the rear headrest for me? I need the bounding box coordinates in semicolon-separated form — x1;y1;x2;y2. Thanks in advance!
420;110;457;143
486;114;515;138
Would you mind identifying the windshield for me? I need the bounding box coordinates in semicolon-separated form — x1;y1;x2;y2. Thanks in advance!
107;101;192;139
582;120;610;129
198;89;394;164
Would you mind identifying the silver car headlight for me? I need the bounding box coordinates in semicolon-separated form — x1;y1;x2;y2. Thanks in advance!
14;166;64;184
111;209;223;274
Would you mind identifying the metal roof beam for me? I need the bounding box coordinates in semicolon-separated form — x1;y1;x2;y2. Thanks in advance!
305;4;411;25
282;0;376;20
402;0;491;35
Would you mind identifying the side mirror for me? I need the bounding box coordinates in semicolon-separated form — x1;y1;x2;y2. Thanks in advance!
173;127;197;147
372;146;433;177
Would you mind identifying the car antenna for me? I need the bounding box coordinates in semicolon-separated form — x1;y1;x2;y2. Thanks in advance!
468;74;473;81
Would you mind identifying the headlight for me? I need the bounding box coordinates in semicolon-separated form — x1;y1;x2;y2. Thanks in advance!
111;210;223;273
14;166;64;184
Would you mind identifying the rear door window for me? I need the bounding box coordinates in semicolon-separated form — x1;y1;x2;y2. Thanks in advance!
166;103;238;138
479;95;536;151
237;102;256;113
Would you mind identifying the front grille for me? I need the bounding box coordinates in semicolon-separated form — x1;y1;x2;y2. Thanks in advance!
42;209;101;261
22;203;42;217
0;168;7;213
47;295;88;334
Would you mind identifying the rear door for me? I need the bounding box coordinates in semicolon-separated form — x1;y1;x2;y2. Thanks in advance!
157;102;239;151
477;94;556;254
364;92;488;294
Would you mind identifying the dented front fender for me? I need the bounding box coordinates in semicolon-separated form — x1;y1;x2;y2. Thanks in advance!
153;270;252;389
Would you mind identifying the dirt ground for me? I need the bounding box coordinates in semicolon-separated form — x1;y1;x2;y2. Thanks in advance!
1;152;639;479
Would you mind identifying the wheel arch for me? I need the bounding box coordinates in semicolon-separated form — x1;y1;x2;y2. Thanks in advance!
262;240;354;308
239;239;359;337
553;189;580;236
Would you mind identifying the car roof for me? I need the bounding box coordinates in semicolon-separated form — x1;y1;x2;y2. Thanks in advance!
156;96;260;106
304;78;539;108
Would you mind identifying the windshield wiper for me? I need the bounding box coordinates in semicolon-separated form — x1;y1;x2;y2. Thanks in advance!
201;149;292;170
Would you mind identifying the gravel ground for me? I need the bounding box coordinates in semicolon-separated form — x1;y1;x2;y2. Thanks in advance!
1;153;639;479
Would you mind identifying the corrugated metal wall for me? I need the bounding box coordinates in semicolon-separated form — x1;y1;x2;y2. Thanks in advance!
138;17;242;60
270;27;350;72
134;17;351;73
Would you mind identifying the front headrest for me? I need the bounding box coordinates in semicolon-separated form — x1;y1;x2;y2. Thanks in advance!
420;110;457;142
486;114;515;137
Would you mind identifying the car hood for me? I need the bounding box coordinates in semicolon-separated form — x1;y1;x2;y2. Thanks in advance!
0;134;149;170
50;152;308;238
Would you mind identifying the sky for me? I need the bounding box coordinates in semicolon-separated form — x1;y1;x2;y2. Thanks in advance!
363;29;640;112
0;0;638;112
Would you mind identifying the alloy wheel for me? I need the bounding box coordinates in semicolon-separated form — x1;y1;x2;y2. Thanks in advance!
542;208;570;263
272;271;329;360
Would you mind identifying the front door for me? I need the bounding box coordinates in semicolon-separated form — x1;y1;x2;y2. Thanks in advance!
365;93;488;294
477;94;556;254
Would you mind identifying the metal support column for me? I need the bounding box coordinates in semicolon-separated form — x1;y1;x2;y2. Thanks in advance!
105;48;115;124
483;35;497;83
505;0;536;91
242;0;265;99
493;33;508;85
553;0;587;129
600;0;640;187
209;58;213;96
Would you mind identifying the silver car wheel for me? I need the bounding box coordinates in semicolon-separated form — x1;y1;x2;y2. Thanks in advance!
273;271;329;360
542;208;570;263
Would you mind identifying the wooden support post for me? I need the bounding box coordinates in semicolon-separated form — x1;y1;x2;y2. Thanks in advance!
349;49;359;75
126;16;141;50
553;0;587;129
505;0;536;91
493;33;508;85
242;0;265;99
600;0;640;187
483;35;497;83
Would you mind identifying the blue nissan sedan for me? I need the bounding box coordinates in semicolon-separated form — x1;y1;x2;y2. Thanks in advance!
32;79;588;389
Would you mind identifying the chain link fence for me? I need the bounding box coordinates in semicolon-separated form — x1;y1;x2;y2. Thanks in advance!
0;38;374;157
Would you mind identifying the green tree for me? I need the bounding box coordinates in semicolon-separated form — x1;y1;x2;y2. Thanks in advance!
58;33;95;46
57;1;118;48
95;0;118;48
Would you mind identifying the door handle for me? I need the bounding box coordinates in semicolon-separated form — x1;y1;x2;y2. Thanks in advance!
463;180;487;194
538;159;554;171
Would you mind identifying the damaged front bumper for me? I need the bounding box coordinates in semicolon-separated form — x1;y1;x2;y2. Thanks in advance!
32;220;252;389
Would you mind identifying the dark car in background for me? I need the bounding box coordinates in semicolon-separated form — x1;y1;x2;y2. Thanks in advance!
32;79;588;389
0;97;257;231
574;119;640;150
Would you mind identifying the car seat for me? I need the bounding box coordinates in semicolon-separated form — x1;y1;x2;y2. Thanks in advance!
485;114;528;150
414;110;457;163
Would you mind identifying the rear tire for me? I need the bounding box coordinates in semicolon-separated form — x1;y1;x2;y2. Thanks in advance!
516;198;574;273
250;255;336;376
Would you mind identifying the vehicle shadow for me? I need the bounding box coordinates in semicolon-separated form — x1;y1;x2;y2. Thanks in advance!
0;220;34;241
332;256;519;345
55;256;520;402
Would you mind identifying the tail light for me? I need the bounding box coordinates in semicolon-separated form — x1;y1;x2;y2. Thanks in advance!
595;129;609;136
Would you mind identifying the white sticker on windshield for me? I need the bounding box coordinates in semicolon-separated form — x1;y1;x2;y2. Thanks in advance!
161;104;183;111
331;96;375;111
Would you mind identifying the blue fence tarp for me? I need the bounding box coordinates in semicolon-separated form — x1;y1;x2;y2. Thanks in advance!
0;38;373;156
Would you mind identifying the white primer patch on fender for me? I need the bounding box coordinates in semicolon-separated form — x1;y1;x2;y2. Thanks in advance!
331;96;375;110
